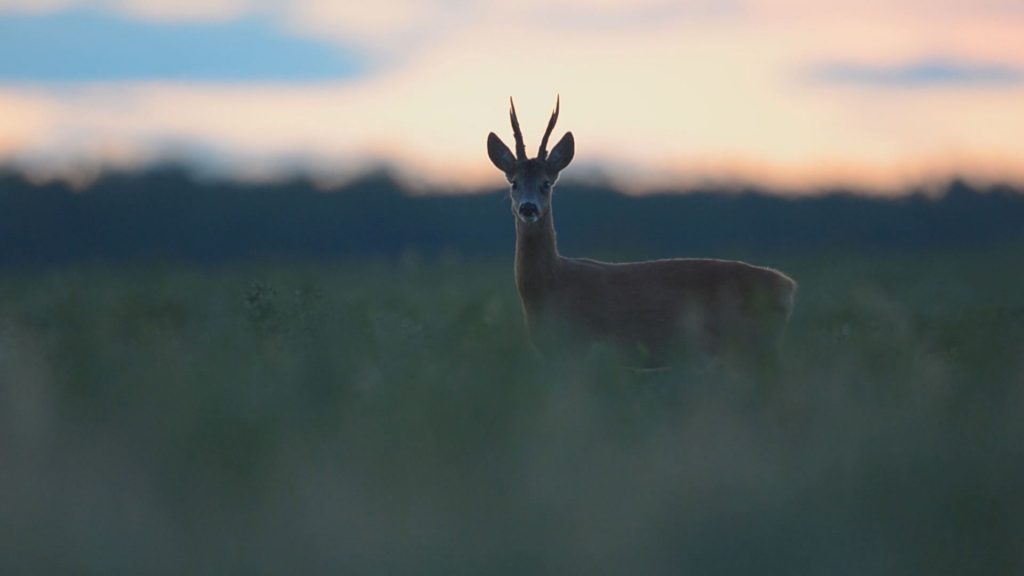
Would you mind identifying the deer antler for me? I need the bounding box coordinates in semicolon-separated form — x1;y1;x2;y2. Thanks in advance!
537;95;560;161
509;98;527;161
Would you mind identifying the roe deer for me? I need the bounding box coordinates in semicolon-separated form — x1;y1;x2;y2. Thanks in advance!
487;97;796;367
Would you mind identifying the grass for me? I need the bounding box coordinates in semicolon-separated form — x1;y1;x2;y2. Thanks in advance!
1;251;1022;574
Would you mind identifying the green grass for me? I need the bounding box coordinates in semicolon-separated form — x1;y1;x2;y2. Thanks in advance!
1;252;1022;574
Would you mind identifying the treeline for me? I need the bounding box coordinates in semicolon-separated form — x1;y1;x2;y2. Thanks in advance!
2;166;1022;266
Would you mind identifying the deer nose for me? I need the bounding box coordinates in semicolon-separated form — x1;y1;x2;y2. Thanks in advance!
518;202;539;218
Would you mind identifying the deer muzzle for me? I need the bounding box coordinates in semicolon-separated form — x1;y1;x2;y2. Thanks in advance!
517;201;540;222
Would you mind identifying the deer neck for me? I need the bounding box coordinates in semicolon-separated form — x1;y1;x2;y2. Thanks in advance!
514;210;560;304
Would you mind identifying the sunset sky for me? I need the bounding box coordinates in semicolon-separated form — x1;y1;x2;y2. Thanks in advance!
1;0;1023;192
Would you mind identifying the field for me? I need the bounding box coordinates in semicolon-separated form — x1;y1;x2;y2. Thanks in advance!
1;250;1023;574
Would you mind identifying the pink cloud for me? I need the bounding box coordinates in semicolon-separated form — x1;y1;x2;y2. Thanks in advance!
2;0;1023;192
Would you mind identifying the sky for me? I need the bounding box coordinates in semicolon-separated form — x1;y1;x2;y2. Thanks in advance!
0;0;1023;192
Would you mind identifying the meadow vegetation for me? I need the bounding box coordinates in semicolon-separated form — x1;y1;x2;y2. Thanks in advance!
1;250;1022;574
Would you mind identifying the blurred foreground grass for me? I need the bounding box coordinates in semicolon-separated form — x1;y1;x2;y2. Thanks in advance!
1;252;1023;574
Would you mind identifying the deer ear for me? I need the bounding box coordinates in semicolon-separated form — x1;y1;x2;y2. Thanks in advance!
487;132;517;174
546;132;574;173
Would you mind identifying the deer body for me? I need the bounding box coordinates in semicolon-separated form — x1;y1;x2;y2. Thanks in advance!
489;98;795;366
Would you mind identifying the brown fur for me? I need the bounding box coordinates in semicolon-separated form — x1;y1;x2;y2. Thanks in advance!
514;209;796;366
488;97;796;367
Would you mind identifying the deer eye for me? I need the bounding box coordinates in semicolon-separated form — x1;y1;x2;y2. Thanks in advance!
511;181;519;190
541;181;551;193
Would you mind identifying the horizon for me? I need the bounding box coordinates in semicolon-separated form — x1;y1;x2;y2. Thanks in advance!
4;163;1022;269
2;0;1023;193
5;159;1023;199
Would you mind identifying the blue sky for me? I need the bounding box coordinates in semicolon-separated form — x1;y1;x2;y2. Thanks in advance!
1;0;1023;191
3;3;1019;89
0;9;363;82
811;58;1024;88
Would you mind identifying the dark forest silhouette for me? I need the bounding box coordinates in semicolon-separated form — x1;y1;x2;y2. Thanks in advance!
2;166;1022;266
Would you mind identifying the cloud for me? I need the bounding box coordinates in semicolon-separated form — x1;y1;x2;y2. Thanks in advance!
0;0;748;63
0;9;363;82
107;0;248;22
810;58;1024;88
0;0;246;21
2;0;1024;190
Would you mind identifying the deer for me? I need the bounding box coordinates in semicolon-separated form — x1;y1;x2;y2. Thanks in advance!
486;96;797;368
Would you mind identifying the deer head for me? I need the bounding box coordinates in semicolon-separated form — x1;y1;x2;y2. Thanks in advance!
487;96;575;224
